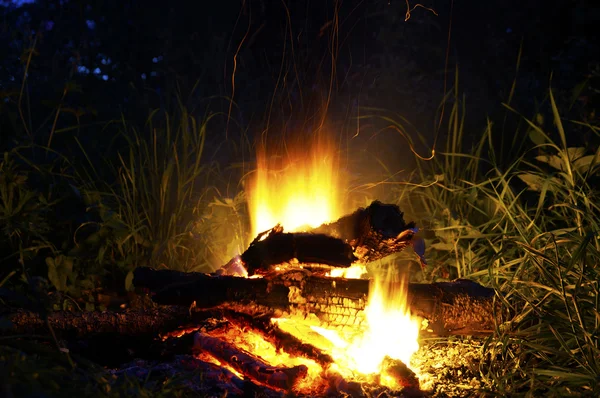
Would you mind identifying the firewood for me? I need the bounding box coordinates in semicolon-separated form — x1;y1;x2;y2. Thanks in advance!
310;200;418;264
219;310;336;366
238;201;418;275
192;331;308;391
241;227;357;275
1;306;195;338
133;268;500;336
133;266;291;310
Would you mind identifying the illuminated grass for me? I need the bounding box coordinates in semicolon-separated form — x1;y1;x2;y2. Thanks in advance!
379;80;600;395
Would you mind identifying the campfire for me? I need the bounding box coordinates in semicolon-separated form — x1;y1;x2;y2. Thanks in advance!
133;138;497;396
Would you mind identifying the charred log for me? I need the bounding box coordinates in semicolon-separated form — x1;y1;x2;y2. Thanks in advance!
310;200;418;264
299;275;498;336
220;310;336;367
133;266;290;310
241;227;357;275
192;331;308;391
238;201;418;275
134;268;499;336
1;306;196;338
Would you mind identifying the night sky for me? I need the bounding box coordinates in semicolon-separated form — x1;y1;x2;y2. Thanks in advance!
2;1;597;156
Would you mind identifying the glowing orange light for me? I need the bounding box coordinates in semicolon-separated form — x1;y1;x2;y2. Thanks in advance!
344;271;420;377
327;264;367;279
247;133;343;238
275;268;421;387
245;130;420;388
211;325;324;393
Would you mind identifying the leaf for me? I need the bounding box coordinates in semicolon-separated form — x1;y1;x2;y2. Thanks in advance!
46;255;72;292
535;155;563;171
46;257;63;291
124;270;134;292
528;129;547;146
64;257;75;284
535;113;544;126
430;242;455;251
536;148;592;173
518;173;545;192
572;155;597;173
564;147;586;161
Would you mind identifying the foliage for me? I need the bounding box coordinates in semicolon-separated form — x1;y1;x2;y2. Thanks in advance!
0;150;54;263
383;76;600;395
77;105;250;277
193;191;250;271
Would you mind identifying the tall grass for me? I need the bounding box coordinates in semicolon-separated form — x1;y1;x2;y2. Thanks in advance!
385;76;600;394
79;104;250;281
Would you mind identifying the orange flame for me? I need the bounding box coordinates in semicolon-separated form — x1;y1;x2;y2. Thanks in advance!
344;271;420;377
246;132;421;387
247;133;343;238
296;269;420;387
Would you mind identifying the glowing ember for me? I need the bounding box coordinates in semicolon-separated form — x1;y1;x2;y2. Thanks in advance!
245;133;420;389
207;323;325;393
275;268;421;388
344;271;420;377
327;264;367;279
247;134;343;238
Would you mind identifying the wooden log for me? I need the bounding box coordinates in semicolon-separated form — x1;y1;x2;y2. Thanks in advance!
241;226;357;275
133;266;290;310
310;200;418;264
298;274;498;336
1;306;195;338
220;310;336;367
236;201;418;275
192;331;308;391
133;268;499;336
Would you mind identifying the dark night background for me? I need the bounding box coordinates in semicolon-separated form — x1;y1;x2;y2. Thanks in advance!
0;0;597;278
2;0;598;169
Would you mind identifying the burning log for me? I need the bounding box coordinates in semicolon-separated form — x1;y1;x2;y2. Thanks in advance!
1;307;196;338
241;226;357;275
298;274;498;336
310;200;418;264
133;268;499;336
133;267;291;310
380;356;419;390
218;310;336;367
192;332;308;391
238;201;419;275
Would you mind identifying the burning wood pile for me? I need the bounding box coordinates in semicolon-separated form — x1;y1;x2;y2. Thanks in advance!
133;200;498;397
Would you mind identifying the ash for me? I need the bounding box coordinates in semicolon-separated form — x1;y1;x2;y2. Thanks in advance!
412;338;484;397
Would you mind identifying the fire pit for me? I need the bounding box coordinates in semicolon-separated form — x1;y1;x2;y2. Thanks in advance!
132;140;497;396
133;201;497;397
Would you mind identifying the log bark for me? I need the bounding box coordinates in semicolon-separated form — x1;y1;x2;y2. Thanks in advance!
133;268;499;336
310;200;418;264
235;201;418;275
192;332;308;391
240;227;357;275
133;266;291;310
1;306;195;338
